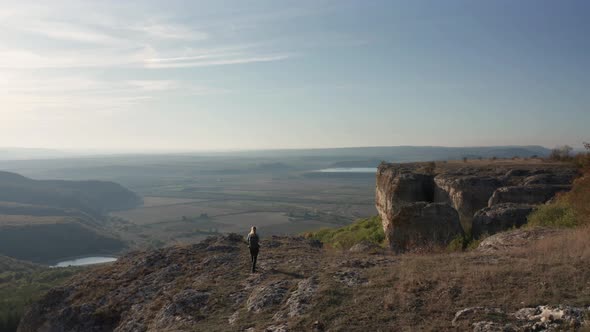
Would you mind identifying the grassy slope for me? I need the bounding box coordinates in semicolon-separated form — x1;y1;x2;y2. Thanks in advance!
0;256;81;332
528;169;590;228
303;216;385;249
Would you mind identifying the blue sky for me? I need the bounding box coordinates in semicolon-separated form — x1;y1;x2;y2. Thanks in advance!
1;0;588;151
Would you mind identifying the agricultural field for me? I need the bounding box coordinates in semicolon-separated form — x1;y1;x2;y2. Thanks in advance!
109;170;377;248
1;147;552;251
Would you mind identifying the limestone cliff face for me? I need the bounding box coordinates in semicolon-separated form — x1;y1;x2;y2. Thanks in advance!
387;202;463;253
375;165;434;234
472;203;534;239
488;184;571;207
434;175;503;231
376;162;577;249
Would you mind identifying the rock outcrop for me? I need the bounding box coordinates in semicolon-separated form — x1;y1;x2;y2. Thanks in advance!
376;162;576;250
386;202;463;252
375;166;434;218
434;174;503;230
488;184;571;206
471;203;534;239
452;305;590;331
476;227;561;253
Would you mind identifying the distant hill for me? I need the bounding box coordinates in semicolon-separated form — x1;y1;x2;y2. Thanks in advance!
245;145;551;162
0;171;137;263
0;148;74;160
0;218;126;263
0;171;142;216
0;254;40;273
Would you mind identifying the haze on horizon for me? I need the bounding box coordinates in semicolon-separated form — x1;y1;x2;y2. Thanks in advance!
1;0;589;151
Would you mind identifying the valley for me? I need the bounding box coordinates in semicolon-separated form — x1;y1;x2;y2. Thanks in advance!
1;145;582;332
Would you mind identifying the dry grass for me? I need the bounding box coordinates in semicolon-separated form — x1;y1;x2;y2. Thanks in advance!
22;226;590;331
289;226;590;331
565;172;590;225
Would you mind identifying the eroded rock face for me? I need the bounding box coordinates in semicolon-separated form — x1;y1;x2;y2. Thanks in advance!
376;164;457;252
488;185;571;206
387;202;463;252
376;162;577;251
152;290;209;329
434;175;503;230
471;203;534;239
273;277;318;321
476;227;560;253
522;172;577;185
247;280;290;313
375;165;434;222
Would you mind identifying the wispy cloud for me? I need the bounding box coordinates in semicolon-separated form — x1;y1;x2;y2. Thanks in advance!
0;72;227;116
144;53;290;68
0;2;293;70
23;21;126;45
0;0;302;135
131;23;209;41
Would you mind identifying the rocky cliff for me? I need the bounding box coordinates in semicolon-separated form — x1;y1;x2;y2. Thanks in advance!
376;161;576;250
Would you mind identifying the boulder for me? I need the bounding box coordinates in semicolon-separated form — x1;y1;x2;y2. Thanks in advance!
453;305;589;331
476;227;561;253
348;240;381;253
471;203;534;239
434;175;503;231
385;202;464;253
376;165;434;221
488;185;571;206
522;172;577;185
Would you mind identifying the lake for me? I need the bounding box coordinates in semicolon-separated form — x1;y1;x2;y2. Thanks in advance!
316;167;377;173
53;256;117;267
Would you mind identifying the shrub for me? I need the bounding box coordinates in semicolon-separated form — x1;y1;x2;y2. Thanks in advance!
572;142;590;170
527;202;577;228
421;162;436;175
526;164;590;229
304;216;385;249
446;235;464;252
549;145;573;161
446;232;487;252
564;171;590;225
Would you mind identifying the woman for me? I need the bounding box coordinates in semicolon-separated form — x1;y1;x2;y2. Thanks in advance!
246;226;260;273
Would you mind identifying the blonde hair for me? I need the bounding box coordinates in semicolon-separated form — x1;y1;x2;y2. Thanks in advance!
249;226;257;235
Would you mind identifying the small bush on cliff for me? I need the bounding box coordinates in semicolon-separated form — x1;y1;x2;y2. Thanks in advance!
446;235;464;252
528;202;577;228
572;141;590;170
527;169;590;228
447;232;486;252
304;216;385;249
548;145;573;161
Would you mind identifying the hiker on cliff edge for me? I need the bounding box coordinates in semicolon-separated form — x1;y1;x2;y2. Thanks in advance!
246;226;260;273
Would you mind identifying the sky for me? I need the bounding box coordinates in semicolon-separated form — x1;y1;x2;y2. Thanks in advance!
1;0;589;151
